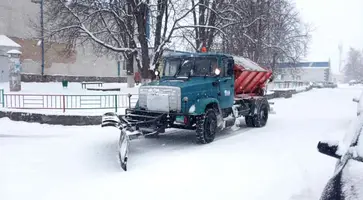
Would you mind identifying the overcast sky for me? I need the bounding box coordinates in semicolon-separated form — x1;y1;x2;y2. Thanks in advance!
295;0;363;74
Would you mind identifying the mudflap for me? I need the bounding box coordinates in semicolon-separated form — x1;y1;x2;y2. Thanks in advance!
268;101;276;114
118;128;130;171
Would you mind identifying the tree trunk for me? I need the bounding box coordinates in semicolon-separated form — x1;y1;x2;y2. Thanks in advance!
125;52;135;88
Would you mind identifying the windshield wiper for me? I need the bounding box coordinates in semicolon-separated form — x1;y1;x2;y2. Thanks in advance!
173;60;183;78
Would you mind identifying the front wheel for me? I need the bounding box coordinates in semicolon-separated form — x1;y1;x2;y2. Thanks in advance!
118;129;130;171
196;109;218;144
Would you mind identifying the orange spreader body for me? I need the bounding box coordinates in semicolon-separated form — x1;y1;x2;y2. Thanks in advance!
232;56;272;95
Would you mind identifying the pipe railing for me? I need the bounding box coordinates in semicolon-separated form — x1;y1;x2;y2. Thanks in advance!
0;92;138;112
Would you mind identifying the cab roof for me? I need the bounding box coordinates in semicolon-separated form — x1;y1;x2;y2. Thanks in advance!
164;52;233;59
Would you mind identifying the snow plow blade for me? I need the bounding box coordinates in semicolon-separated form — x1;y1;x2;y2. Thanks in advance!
101;112;143;171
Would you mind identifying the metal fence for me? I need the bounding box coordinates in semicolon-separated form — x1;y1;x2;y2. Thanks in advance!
0;80;310;113
271;81;311;89
0;90;138;112
0;89;4;108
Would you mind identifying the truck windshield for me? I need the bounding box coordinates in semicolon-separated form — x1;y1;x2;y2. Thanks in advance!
164;57;218;77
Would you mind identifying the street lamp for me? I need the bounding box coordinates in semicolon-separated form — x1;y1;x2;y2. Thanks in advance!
31;0;45;76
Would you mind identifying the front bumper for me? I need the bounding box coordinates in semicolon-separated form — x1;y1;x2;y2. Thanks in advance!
121;108;197;135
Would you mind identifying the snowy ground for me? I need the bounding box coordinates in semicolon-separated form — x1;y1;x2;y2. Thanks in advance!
1;87;362;200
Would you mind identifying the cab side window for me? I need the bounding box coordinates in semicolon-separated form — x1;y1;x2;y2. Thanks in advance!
222;58;234;77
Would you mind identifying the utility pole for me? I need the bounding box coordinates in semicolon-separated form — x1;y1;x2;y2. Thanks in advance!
31;0;45;76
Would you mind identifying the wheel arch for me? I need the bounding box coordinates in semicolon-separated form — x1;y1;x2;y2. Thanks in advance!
189;98;220;115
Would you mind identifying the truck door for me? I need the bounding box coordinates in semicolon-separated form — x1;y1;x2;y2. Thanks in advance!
217;58;234;109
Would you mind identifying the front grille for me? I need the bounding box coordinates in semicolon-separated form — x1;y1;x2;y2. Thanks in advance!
138;86;181;112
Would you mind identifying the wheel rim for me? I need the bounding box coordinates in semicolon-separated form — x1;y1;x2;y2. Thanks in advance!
207;119;217;138
260;108;268;122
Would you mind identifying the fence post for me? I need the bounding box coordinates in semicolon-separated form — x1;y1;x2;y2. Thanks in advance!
0;89;4;107
62;95;66;113
114;95;118;113
128;93;132;108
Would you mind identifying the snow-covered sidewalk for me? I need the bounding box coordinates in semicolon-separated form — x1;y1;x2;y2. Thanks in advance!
0;87;361;200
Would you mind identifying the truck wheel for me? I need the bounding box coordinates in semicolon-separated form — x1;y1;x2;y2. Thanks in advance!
245;116;255;127
253;103;269;127
196;109;217;144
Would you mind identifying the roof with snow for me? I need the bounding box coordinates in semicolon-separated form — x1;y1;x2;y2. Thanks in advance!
0;35;21;48
276;62;330;68
7;49;22;54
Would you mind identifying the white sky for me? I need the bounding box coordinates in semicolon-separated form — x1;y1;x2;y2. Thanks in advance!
295;0;363;74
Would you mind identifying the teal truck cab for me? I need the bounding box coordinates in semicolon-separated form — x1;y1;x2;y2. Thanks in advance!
102;52;273;171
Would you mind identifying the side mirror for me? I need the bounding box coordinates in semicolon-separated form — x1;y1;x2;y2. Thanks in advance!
353;97;360;103
317;140;363;163
317;140;342;159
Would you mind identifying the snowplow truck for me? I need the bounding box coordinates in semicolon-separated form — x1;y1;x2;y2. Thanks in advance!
102;52;273;171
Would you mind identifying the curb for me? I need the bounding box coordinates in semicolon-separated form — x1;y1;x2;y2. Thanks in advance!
0;111;101;126
0;87;312;126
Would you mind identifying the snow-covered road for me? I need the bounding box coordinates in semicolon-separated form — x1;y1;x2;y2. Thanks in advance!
0;87;361;200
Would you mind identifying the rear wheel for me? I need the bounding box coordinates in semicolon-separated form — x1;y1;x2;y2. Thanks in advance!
196;109;218;144
253;103;269;127
245;116;254;127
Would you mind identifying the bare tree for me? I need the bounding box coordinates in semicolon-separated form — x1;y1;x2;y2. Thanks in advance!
41;0;311;85
42;0;217;83
344;48;363;82
218;0;311;73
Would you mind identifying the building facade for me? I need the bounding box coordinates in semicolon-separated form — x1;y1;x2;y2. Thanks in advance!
275;61;331;82
0;0;129;78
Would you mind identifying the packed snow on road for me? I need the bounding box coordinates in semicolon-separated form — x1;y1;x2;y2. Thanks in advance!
0;87;362;200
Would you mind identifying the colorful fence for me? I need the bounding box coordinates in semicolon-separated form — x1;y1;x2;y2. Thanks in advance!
0;91;138;112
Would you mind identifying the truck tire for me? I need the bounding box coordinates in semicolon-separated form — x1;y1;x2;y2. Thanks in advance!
245;116;254;127
252;103;269;127
196;109;217;144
